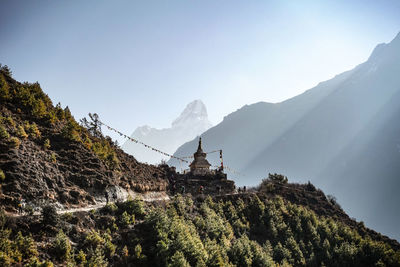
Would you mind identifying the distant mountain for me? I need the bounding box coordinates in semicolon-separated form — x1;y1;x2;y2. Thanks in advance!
170;32;400;241
122;100;212;164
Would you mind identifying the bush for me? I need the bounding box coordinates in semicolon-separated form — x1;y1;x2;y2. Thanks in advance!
5;117;15;128
0;169;5;182
25;122;41;138
16;125;28;139
169;251;190;267
0;251;12;266
0;125;10;140
54;103;65;121
84;230;103;250
305;181;316;191
119;211;135;228
50;152;57;163
25;257;54;267
32;99;48;119
102;202;118;214
259;179;275;192
87;247;107;267
0;74;10;101
43;138;51;149
104;238;116;259
9;137;21;148
41;205;58;226
61;120;82;142
327;195;341;209
91;140;119;169
268;173;288;184
15;231;38;259
75;250;87;267
122;197;146;218
52;230;71;261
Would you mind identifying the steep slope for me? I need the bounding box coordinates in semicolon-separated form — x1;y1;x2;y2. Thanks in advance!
170;32;400;240
122;100;212;164
318;89;400;243
0;67;170;212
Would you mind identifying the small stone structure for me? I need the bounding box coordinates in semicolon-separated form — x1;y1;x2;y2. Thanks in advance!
189;138;211;176
167;138;235;196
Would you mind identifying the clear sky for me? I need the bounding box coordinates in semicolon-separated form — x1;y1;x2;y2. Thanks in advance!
1;0;400;143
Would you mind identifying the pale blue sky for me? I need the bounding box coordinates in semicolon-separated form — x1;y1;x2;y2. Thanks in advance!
1;0;400;143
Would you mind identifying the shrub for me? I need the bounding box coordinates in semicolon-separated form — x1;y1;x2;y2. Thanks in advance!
61;120;82;142
87;247;107;267
43;138;51;149
134;244;144;259
0;125;9;140
15;231;38;259
122;197;146;218
75;250;87;267
102;202;118;214
16;125;28;139
55;103;65;121
0;65;12;77
83;135;93;150
50;152;57;163
0;74;10;101
27;122;41;138
41;205;58;226
52;230;71;261
0;169;5;182
91;140;119;169
25;257;54;267
327;195;341;209
32;99;47;119
84;230;103;250
0;251;12;266
119;211;134;228
46;110;57;125
5;116;15;128
104;238;116;259
9;137;21;148
122;245;129;258
268;173;288;184
305;181;316;191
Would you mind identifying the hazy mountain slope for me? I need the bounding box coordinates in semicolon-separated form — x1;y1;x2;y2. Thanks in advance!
169;68;355;172
318;89;400;242
122;100;212;164
171;32;400;240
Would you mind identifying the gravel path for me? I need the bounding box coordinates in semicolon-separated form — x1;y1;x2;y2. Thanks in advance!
7;191;170;217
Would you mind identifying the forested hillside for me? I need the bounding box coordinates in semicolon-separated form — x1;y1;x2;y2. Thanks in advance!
0;187;399;266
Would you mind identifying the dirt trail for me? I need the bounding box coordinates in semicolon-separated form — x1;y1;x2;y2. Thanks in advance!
7;191;170;217
7;192;250;218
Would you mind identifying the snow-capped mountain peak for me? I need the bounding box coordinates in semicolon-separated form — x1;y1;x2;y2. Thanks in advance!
172;100;211;128
122;100;212;164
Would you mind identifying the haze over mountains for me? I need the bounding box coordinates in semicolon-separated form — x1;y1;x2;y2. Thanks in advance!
122;100;212;164
170;32;400;241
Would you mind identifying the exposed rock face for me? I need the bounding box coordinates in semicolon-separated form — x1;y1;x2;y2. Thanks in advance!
122;100;212;164
0;131;169;211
